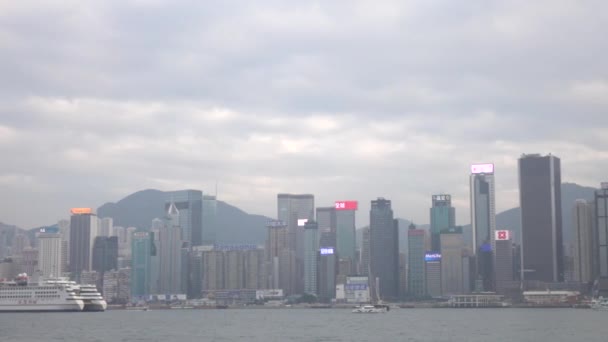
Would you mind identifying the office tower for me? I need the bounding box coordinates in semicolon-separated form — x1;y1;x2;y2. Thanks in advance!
243;248;265;290
318;247;337;302
494;230;514;293
369;198;399;300
92;236;119;273
266;220;289;291
202;195;218;245
440;227;464;295
58;219;70;272
359;227;370;276
37;227;62;277
99;217;114;237
425;253;442;297
519;154;564;282
335;201;358;263
277;193;314;294
430;195;455;252
69;208;98;279
158;202;183;294
595;183;608;279
317;207;337;249
303;220;319;295
470;163;496;290
165;190;203;246
202;249;224;290
572;200;594;283
200;245;265;291
407;224;426;297
131;231;155;298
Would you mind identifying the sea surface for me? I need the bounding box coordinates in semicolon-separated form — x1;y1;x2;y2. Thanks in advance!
0;308;605;342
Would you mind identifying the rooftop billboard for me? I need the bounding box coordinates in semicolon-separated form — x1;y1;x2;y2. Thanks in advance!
470;163;494;174
425;253;442;262
70;208;93;215
335;201;358;210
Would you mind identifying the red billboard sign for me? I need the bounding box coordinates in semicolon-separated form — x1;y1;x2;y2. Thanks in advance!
335;201;358;210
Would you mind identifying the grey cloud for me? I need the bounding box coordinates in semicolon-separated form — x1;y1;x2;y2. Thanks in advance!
1;1;608;228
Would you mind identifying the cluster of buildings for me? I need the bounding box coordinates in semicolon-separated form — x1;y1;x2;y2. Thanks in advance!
1;153;608;305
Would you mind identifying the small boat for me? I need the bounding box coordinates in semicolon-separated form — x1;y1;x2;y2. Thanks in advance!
352;304;389;313
591;297;608;311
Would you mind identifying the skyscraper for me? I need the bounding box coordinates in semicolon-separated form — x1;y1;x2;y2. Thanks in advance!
37;227;62;277
92;236;118;273
131;231;155;298
277;194;314;294
158;202;183;294
165;190;203;246
69;208;98;279
202;195;218;245
430;195;455;252
335;201;358;263
99;217;114;237
440;227;465;295
470;163;497;250
573;200;594;284
369;198;399;300
519;154;564;283
595;183;608;279
408;224;426;297
359;227;370;276
316;207;337;250
303;220;319;295
494;230;514;293
266;220;289;291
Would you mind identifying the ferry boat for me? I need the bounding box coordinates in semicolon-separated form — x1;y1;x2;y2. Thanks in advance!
0;274;84;312
352;304;389;313
591;297;608;311
44;278;107;312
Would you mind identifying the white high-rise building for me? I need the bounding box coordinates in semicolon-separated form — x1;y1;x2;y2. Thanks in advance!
158;202;183;294
573;200;594;283
99;217;114;237
37;228;63;277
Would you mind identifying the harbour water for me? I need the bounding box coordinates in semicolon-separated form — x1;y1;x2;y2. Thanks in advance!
1;308;605;342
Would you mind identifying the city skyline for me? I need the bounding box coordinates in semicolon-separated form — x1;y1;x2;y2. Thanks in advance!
1;2;608;229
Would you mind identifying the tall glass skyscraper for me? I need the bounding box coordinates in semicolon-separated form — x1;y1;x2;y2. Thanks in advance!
164;190;203;246
131;231;155;298
69;208;98;280
407;224;426;297
470;163;496;290
303;220;319;295
202;195;217;245
430;194;455;253
519;154;563;283
369;198;399;300
277;193;314;294
335;201;357;262
595;184;608;279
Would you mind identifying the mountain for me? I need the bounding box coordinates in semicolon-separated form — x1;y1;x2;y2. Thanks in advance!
97;189;273;245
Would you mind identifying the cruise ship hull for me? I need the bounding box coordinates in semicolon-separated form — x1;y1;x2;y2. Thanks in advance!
83;300;107;312
0;301;84;312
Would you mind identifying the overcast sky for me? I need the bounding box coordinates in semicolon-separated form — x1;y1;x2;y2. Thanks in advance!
1;1;607;229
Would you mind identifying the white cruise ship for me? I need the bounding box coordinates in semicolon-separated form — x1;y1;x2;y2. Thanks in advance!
44;278;107;312
0;274;84;312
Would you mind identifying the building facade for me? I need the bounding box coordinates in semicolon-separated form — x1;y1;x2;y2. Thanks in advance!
430;194;455;252
37;227;62;278
131;231;155;298
470;163;496;291
407;225;426;297
69;209;98;279
573;200;594;284
303;220;319;295
595;184;608;279
519;154;564;283
440;227;465;295
165;190;203;246
369;198;399;300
